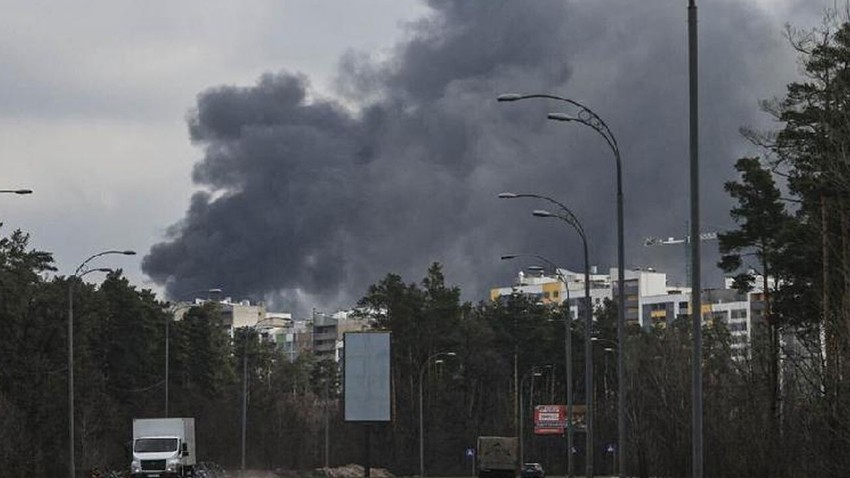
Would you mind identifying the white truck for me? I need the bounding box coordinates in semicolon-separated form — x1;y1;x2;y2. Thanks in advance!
130;418;196;478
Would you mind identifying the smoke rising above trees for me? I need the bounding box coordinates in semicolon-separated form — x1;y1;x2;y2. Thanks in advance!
142;0;822;313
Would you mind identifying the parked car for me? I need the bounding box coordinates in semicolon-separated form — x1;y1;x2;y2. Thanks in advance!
521;462;544;478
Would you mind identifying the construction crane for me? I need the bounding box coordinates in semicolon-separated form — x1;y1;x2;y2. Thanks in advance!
644;230;718;287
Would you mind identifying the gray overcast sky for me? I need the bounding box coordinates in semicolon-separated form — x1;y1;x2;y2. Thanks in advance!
1;0;839;314
2;0;427;293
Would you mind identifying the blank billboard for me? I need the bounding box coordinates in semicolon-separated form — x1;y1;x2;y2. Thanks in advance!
344;332;391;422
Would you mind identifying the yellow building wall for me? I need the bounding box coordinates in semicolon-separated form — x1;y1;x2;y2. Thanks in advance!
542;282;561;304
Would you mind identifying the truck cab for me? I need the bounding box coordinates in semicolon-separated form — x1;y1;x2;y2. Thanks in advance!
130;418;195;477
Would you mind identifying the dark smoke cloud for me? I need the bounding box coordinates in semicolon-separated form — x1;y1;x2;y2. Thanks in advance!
143;0;827;315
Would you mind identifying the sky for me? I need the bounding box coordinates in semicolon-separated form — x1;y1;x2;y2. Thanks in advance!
1;0;841;316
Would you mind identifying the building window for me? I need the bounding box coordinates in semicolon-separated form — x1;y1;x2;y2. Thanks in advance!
730;309;747;319
711;311;728;321
553;291;559;299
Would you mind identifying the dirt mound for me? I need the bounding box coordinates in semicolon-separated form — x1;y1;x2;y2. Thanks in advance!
229;464;394;478
313;464;394;478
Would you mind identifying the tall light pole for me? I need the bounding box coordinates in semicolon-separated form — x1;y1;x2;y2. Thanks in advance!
530;207;593;477
519;368;544;465
591;338;617;476
68;249;136;478
419;351;456;477
500;252;575;478
499;192;593;476
688;1;703;477
165;288;222;417
498;93;626;478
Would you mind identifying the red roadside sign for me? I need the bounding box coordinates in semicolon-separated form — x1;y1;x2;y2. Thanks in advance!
533;405;566;435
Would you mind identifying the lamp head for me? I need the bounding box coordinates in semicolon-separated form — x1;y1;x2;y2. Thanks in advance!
121;250;137;256
497;93;523;102
527;265;545;273
547;112;573;122
501;254;519;261
77;267;113;279
445;352;457;357
14;189;33;195
497;192;518;199
532;209;554;218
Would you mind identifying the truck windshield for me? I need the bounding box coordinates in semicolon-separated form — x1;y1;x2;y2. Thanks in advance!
134;438;178;453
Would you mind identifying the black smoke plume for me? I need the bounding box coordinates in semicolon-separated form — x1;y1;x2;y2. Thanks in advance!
143;0;821;314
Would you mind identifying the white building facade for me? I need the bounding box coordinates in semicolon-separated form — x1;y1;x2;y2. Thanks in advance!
491;267;766;355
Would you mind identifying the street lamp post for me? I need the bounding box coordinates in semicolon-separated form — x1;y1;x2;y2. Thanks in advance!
498;93;625;478
419;351;456;477
590;339;617;399
531;208;593;477
165;288;222;417
500;253;575;478
519;368;544;465
499;192;593;476
68;250;136;478
590;337;617;474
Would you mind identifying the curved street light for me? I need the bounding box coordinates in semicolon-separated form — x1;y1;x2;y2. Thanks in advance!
164;288;223;417
529;207;594;478
499;192;592;477
419;351;457;477
500;253;576;478
68;249;136;478
498;93;626;478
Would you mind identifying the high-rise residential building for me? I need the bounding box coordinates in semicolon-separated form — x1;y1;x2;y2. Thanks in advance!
312;309;370;362
490;266;765;356
491;266;675;326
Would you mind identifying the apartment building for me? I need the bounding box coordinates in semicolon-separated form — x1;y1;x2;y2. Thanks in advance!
216;297;266;337
312;309;370;362
489;266;612;322
491;266;765;355
255;313;314;362
491;266;674;326
169;297;374;362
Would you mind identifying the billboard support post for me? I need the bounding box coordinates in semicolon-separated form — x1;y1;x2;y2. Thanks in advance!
344;332;391;478
364;425;372;478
